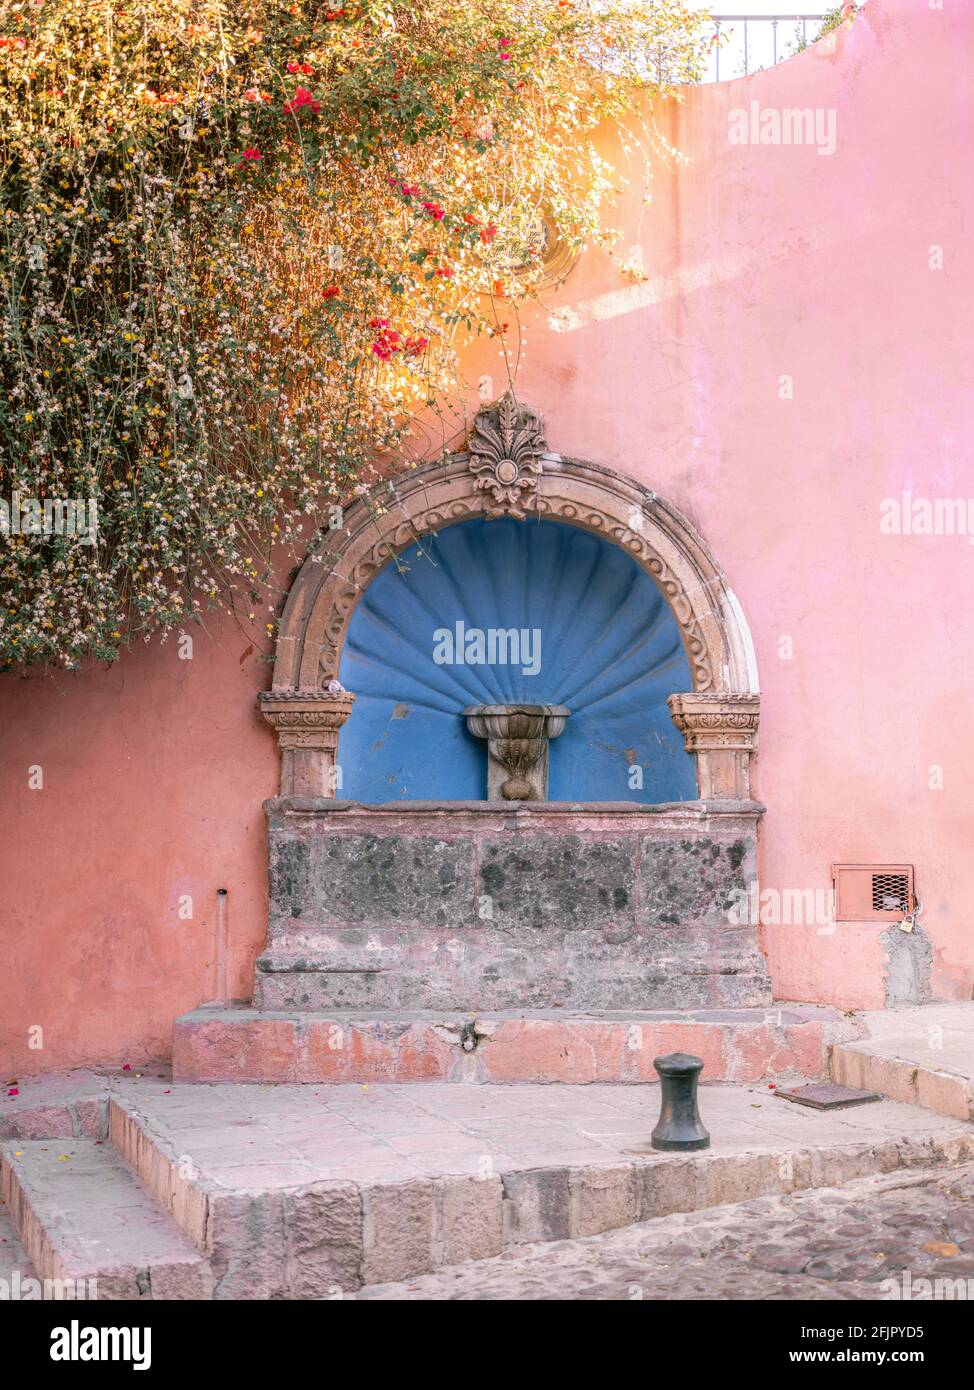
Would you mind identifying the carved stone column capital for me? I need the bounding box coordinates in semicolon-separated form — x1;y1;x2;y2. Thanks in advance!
667;692;760;800
259;689;355;797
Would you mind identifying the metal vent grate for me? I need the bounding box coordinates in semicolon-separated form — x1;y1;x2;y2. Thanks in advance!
832;864;915;922
871;873;910;915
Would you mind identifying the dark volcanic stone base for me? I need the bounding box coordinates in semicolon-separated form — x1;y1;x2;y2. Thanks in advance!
256;799;771;1012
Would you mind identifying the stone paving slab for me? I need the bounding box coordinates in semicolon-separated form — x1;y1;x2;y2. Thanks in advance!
359;1160;974;1300
110;1074;973;1186
847;1003;974;1074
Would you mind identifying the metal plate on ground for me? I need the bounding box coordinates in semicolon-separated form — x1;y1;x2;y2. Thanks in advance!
774;1082;881;1110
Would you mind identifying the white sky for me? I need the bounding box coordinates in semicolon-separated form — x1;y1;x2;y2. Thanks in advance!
689;3;833;12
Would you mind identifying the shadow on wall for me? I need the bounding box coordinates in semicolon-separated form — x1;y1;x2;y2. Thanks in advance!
338;516;696;802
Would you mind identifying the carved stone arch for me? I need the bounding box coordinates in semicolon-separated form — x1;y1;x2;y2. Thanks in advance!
261;394;760;800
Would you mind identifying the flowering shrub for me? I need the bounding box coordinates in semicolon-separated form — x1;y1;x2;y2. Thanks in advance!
0;0;703;669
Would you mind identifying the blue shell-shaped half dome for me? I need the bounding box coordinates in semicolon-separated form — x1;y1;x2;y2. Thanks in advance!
337;516;696;802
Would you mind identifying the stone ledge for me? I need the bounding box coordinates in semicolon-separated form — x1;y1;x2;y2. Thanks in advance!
173;1006;855;1086
266;797;766;825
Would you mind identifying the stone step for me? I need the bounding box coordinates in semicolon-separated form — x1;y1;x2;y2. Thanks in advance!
107;1075;974;1298
0;1139;214;1299
830;1003;974;1122
173;1004;856;1085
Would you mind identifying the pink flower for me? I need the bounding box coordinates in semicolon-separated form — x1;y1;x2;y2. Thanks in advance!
434;266;454;278
420;201;445;220
371;324;401;360
479;224;498;244
240;147;262;161
284;87;319;116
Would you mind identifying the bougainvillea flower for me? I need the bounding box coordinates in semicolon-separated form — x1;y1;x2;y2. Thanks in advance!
240;147;262;161
421;201;445;220
284;87;319;115
479;224;498;243
322;285;341;299
371;324;401;359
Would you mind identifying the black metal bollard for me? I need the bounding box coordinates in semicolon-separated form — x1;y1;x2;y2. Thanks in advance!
651;1052;710;1151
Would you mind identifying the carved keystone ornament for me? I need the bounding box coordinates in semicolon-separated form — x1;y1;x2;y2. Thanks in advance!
467;391;546;518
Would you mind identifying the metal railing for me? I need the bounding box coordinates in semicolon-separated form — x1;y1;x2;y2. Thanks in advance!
705;14;829;83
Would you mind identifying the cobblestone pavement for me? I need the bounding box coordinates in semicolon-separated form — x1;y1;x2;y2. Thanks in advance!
359;1161;974;1300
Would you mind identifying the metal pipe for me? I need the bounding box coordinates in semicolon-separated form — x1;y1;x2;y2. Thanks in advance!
214;888;229;1005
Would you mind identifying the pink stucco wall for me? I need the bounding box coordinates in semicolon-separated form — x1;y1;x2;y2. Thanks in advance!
2;0;971;1075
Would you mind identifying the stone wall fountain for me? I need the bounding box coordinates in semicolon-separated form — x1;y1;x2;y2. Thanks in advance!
171;401;784;1084
463;704;569;801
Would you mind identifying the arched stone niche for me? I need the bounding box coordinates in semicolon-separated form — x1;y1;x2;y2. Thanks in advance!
260;393;760;802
